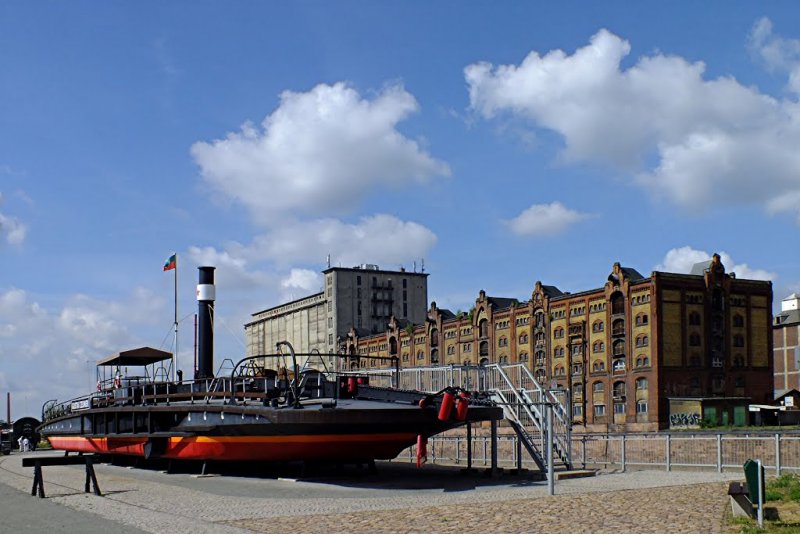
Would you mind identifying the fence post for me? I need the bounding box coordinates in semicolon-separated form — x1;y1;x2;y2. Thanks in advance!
621;434;626;472
716;434;722;473
666;434;671;472
582;436;587;470
776;433;782;477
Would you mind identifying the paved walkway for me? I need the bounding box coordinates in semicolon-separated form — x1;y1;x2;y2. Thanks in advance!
0;452;742;533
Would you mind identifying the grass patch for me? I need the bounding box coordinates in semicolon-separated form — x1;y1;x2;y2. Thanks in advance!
731;474;800;532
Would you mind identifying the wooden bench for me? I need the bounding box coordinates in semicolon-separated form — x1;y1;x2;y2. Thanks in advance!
22;454;101;498
728;481;753;518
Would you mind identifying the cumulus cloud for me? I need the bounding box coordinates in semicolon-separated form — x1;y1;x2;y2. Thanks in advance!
281;269;321;293
506;201;593;236
0;287;169;416
191;82;450;224
247;214;438;268
0;192;27;245
465;26;800;222
655;246;776;281
748;17;800;93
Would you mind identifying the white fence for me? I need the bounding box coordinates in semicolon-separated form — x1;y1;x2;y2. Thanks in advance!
397;432;800;475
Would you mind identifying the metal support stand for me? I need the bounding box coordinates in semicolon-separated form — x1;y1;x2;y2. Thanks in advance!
490;418;498;477
547;403;554;496
466;423;473;471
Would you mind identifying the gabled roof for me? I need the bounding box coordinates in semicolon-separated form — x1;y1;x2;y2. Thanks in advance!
540;285;563;298
437;308;456;320
97;347;173;367
487;297;520;310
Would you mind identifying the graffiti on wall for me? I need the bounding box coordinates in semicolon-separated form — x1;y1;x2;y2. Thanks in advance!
670;412;701;427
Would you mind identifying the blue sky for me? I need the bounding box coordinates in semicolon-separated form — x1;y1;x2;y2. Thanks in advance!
2;2;799;418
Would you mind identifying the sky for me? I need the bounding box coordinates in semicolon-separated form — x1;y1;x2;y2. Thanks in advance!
2;2;800;419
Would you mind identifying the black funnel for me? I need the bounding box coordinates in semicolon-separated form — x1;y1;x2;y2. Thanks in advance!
197;266;215;379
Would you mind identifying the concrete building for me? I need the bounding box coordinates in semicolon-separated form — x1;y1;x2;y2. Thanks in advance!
774;293;800;394
349;254;774;432
245;265;429;362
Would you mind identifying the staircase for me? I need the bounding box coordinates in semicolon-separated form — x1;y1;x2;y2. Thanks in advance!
359;363;572;471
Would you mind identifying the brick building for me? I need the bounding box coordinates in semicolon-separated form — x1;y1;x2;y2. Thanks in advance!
347;255;773;431
774;293;800;394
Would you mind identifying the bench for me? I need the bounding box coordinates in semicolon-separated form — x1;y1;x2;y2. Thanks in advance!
729;459;766;519
22;454;102;498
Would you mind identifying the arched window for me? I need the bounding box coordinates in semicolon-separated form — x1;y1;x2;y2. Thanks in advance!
613;359;626;372
592;320;605;333
733;334;745;348
635;313;648;326
416;350;424;360
519;333;529;344
635;377;648;390
554;327;565;339
479;340;489;358
519;352;529;362
430;328;439;347
498;336;508;347
611;292;625;315
479;319;489;338
430;349;439;364
573;383;584;397
389;337;398;355
612;319;625;336
593;341;605;353
553;346;564;358
635;335;649;348
613;381;626;397
635;355;650;368
592;360;605;372
613;339;625;356
535;350;545;365
636;400;648;414
554;365;565;376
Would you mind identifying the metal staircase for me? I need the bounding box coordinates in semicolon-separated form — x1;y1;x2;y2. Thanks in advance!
359;363;572;471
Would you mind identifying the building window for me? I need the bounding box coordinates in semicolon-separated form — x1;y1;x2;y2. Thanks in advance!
635;377;648;390
613;359;626;372
612;319;625;336
498;336;508;347
328;317;333;328
614;402;626;415
733;334;745;348
593;381;605;394
357;275;361;286
328;334;333;344
613;340;625;356
635;355;650;368
593;341;605;353
519;333;529;344
554;365;565;377
571;344;583;356
553;346;565;358
519;352;529;362
416;351;424;360
593;404;606;417
613;381;626;398
635;335;649;348
688;333;701;347
573;383;584;397
635;313;648;326
403;278;407;288
592;320;604;333
636;400;648;414
733;314;744;328
447;345;455;355
573;405;583;418
572;363;583;375
689;311;701;326
554;327;565;339
592;360;605;372
328;301;332;312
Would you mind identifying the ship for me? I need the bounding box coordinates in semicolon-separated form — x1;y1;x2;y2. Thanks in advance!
39;267;502;464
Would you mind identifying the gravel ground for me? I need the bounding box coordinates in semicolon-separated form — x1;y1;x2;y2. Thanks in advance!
0;451;743;533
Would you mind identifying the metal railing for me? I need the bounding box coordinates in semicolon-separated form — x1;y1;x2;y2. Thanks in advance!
358;363;572;470
393;432;800;474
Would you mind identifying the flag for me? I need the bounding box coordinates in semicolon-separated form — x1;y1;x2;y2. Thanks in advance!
163;253;177;271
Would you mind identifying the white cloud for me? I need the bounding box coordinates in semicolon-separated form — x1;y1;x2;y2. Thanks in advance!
465;26;800;222
247;214;438;268
191;82;450;224
506;201;593;236
281;269;321;293
0;287;168;417
0;192;27;245
655;246;776;281
748;17;800;93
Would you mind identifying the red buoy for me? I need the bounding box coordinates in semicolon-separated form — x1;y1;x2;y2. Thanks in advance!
455;391;470;421
347;377;358;393
438;392;455;421
416;434;428;467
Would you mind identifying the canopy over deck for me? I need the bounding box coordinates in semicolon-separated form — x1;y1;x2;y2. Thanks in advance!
97;347;173;367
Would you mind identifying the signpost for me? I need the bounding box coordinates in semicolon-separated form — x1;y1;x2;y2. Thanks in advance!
743;459;765;528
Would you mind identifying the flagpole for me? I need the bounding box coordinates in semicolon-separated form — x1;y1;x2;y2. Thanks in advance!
174;253;178;382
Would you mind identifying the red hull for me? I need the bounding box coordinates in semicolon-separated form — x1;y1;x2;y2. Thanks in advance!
48;433;419;461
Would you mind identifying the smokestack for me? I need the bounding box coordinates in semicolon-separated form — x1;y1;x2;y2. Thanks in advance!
196;266;216;379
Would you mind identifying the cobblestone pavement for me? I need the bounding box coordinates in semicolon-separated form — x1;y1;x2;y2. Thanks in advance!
0;452;742;533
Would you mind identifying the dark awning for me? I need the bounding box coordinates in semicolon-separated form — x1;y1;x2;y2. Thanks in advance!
96;347;173;367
